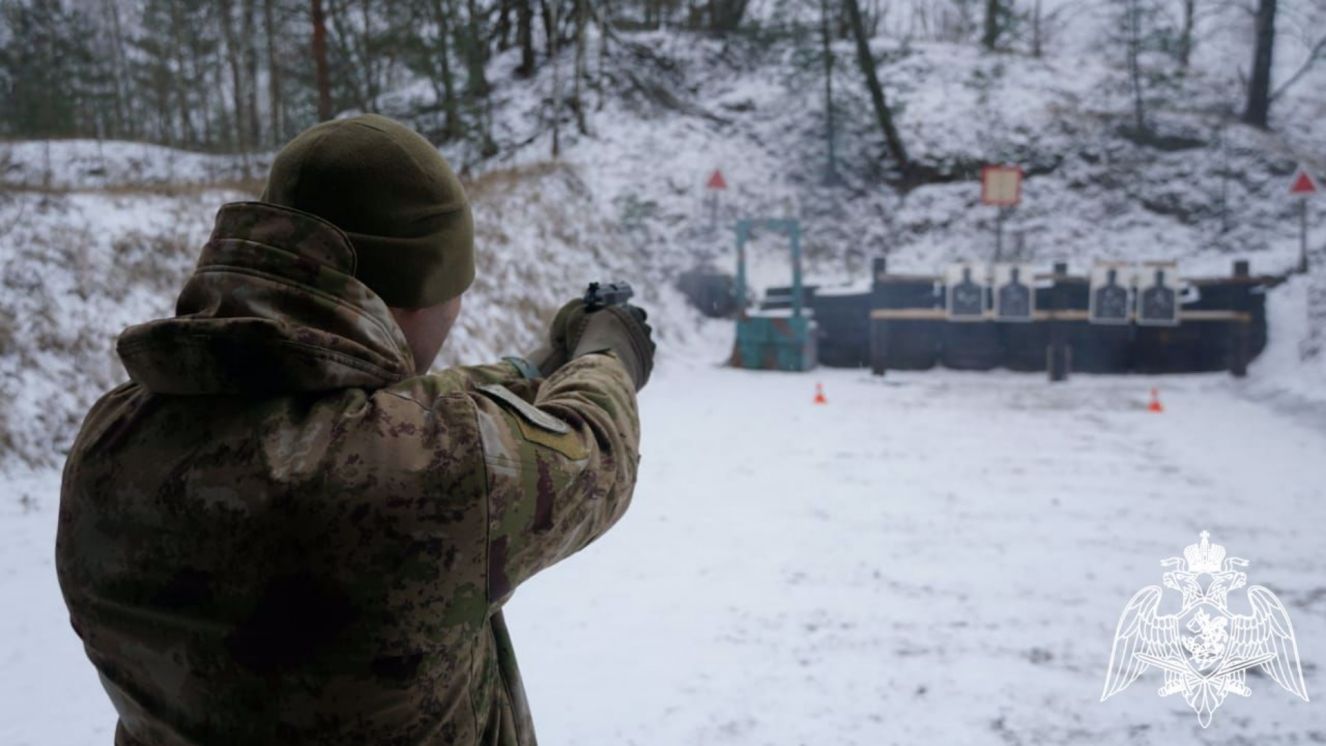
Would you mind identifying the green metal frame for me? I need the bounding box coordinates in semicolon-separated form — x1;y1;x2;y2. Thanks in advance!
735;218;805;318
731;218;818;371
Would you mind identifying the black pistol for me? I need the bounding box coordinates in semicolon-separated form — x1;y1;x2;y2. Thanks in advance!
583;281;634;311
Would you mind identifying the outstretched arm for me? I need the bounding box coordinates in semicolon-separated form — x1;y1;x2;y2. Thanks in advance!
473;352;641;609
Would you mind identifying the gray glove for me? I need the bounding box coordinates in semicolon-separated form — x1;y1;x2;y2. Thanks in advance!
522;298;591;377
572;304;655;390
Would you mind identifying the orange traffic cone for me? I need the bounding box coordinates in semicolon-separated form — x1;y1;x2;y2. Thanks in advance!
813;383;828;405
1147;388;1164;413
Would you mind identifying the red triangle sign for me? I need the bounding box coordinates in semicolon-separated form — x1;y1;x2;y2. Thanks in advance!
1290;168;1319;195
706;169;727;190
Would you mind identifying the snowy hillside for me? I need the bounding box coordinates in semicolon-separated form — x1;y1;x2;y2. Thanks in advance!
6;9;1323;465
366;20;1326;281
0;154;700;469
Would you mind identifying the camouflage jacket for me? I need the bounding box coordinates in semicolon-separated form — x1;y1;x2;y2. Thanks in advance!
56;202;641;745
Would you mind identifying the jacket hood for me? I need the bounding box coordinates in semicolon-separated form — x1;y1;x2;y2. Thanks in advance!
118;202;416;395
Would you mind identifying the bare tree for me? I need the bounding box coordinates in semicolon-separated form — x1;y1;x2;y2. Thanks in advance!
1176;0;1195;69
243;0;262;146
1126;0;1146;133
844;0;910;170
419;0;462;139
264;0;284;143
572;0;589;133
550;0;561;158
515;0;537;76
219;0;249;149
982;0;1001;50
311;0;334;120
1243;0;1276;128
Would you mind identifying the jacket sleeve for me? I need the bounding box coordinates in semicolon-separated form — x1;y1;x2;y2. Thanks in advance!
450;359;530;388
471;352;640;609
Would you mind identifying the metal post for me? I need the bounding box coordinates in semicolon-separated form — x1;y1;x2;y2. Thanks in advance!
1048;261;1070;382
994;208;1006;262
872;256;888;291
870;256;887;376
734;221;749;315
870;316;887;376
1300;199;1309;274
1231;259;1250;377
789;221;805;319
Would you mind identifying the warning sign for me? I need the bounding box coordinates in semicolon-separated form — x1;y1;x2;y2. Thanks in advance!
1290;167;1319;196
981;165;1023;207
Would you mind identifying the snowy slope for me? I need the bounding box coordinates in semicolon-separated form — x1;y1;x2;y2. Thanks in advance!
4;0;1325;463
0;161;701;470
388;18;1326;286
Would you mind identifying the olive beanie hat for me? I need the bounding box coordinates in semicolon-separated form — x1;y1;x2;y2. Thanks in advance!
261;114;475;308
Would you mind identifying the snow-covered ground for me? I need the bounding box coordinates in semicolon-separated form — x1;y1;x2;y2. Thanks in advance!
5;326;1323;745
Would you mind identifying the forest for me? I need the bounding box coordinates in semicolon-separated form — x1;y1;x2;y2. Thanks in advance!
2;0;1321;178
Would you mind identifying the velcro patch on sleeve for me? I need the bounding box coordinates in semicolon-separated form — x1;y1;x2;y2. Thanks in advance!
475;384;589;460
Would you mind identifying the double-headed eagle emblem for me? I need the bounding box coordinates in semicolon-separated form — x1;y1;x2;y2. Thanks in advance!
1101;532;1308;727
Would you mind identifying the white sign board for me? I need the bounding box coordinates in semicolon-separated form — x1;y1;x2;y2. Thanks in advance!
981;166;1023;207
993;264;1035;322
945;263;987;321
1135;263;1180;327
1089;264;1133;325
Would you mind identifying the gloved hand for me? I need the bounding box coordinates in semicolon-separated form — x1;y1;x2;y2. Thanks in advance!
572;304;655;390
523;299;655;389
524;299;593;377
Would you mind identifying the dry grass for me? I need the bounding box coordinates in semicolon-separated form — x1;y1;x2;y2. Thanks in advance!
0;177;264;199
0;149;556;202
462;161;567;202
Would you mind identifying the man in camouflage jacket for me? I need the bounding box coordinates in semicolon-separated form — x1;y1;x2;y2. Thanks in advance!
56;115;655;745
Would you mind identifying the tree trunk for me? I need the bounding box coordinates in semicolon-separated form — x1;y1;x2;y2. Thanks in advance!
597;0;609;108
168;2;198;146
427;0;463;140
102;0;130;139
462;0;496;153
464;0;491;98
219;0;248;150
982;0;999;50
496;0;513;49
550;0;560;158
311;0;333;121
1031;0;1042;58
1127;0;1146;133
264;0;284;143
1243;0;1275;128
243;0;261;147
539;0;555;56
516;0;535;76
820;0;836;181
843;0;909;169
1177;0;1195;69
572;0;587;133
195;40;214;146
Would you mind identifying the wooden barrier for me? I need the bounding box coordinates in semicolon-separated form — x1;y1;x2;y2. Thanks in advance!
858;260;1267;379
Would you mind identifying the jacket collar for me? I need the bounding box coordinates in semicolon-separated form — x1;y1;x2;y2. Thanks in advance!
117;202;416;395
